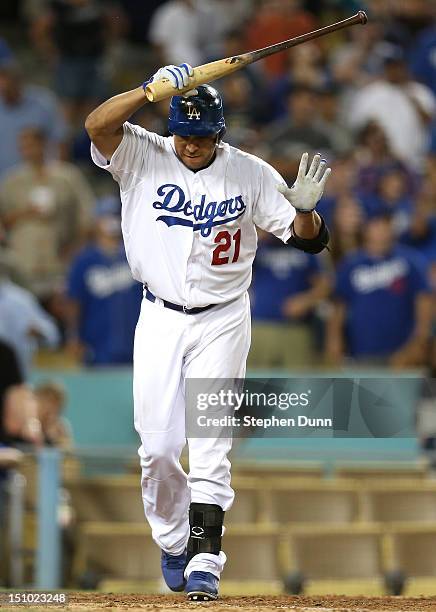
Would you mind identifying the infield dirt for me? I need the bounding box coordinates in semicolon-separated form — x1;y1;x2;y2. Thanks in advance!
3;594;436;612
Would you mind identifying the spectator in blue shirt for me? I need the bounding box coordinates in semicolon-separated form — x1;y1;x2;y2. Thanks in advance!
326;213;433;367
249;232;330;369
66;197;142;366
0;56;67;176
360;165;414;238
0;266;60;379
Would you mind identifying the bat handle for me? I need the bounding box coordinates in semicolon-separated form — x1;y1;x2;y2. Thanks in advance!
145;64;211;103
145;57;246;103
145;79;179;103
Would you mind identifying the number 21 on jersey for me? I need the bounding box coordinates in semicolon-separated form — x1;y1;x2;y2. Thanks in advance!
212;229;241;265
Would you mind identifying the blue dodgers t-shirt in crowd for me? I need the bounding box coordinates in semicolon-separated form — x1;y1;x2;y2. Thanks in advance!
335;246;429;357
67;245;143;365
251;242;322;322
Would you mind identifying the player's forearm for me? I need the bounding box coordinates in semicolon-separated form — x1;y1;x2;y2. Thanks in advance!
293;211;322;239
85;87;147;137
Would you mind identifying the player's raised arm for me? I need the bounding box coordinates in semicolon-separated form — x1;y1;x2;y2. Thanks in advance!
277;152;331;253
85;87;147;159
85;63;194;160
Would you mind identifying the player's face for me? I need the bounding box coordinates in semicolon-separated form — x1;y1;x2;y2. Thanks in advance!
173;134;217;170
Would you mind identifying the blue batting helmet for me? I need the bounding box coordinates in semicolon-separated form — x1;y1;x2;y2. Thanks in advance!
168;84;226;137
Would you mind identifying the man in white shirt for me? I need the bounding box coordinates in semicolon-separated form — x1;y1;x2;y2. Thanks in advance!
348;45;436;170
85;62;331;600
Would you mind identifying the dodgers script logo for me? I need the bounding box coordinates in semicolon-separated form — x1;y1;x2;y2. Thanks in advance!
152;184;246;237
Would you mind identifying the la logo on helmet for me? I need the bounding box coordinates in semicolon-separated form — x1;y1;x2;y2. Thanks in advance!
187;104;201;120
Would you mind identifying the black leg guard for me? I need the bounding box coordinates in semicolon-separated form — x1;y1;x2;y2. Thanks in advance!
187;503;224;562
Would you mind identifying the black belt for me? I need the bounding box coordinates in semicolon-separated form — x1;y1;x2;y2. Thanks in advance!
144;287;216;315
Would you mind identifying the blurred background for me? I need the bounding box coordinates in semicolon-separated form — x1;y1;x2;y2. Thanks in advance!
0;0;436;599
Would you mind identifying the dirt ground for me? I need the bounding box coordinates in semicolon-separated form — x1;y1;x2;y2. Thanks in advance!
2;594;436;612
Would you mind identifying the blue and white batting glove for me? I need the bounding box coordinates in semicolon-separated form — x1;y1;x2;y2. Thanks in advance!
142;63;194;92
277;152;331;213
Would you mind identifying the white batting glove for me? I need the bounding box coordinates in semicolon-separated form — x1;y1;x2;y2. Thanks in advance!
142;63;194;91
277;153;331;213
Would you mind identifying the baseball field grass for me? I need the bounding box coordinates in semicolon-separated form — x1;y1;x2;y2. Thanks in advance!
2;594;436;612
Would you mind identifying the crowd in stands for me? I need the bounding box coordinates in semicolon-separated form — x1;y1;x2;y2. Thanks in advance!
0;0;434;406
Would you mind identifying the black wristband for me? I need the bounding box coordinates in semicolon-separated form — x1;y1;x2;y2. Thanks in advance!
288;214;330;254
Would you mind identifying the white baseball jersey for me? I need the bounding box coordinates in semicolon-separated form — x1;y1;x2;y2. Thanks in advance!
91;122;296;308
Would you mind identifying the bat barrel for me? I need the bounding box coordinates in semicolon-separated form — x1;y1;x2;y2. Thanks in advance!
358;10;368;24
145;11;368;103
249;11;369;63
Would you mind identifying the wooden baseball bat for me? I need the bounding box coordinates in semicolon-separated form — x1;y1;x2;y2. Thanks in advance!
145;11;367;103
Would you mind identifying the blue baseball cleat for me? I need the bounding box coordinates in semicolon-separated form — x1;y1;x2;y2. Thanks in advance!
161;550;187;592
186;570;219;601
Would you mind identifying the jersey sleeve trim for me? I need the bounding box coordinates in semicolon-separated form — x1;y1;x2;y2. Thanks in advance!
90;141;111;169
91;122;134;172
90;122;150;194
281;224;293;244
287;214;330;254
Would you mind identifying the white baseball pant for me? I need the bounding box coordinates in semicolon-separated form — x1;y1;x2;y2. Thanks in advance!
133;292;251;578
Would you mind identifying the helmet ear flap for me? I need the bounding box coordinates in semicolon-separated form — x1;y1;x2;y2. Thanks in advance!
217;127;226;143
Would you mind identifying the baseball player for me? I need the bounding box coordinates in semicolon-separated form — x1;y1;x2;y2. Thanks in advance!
85;63;331;601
